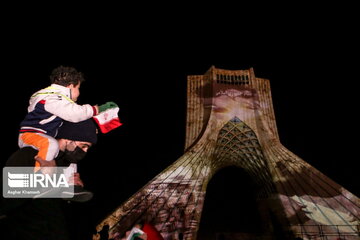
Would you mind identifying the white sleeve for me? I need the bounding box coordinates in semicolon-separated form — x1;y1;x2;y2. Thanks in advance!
44;95;94;122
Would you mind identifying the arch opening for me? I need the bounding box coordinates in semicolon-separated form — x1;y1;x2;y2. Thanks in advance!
197;166;264;240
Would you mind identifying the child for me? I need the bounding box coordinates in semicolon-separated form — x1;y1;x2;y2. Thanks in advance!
18;65;110;170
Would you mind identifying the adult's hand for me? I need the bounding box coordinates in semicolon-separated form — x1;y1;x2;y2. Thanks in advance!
35;156;56;167
71;172;84;187
34;156;56;175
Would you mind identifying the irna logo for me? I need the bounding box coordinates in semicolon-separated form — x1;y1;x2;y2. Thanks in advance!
3;167;74;198
7;172;69;188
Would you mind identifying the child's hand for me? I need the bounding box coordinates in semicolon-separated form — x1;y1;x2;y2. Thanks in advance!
93;105;99;115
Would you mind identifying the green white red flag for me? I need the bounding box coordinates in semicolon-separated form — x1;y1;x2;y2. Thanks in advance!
93;106;122;133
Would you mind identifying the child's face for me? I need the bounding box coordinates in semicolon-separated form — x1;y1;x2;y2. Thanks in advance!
69;83;81;101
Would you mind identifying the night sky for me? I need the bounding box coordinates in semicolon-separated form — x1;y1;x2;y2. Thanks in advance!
2;9;358;239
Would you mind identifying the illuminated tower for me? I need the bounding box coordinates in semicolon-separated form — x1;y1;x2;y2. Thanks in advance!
94;66;359;240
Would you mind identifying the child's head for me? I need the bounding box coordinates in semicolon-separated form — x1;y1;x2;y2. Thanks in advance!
50;66;85;101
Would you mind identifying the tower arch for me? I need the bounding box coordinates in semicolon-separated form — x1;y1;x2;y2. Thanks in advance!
197;165;263;239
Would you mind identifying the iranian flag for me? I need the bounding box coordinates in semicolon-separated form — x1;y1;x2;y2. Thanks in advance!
93;104;122;133
126;227;144;240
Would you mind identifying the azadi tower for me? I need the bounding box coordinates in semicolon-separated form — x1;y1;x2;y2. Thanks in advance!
94;66;359;240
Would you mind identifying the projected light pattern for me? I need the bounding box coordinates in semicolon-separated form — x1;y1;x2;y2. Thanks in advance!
94;66;359;240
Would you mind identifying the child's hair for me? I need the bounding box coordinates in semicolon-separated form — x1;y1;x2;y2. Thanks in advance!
50;65;85;86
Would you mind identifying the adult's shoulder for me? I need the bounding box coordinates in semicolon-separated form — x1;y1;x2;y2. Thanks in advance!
6;147;38;167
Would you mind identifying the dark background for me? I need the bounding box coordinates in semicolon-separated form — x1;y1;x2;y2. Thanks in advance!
1;5;358;239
